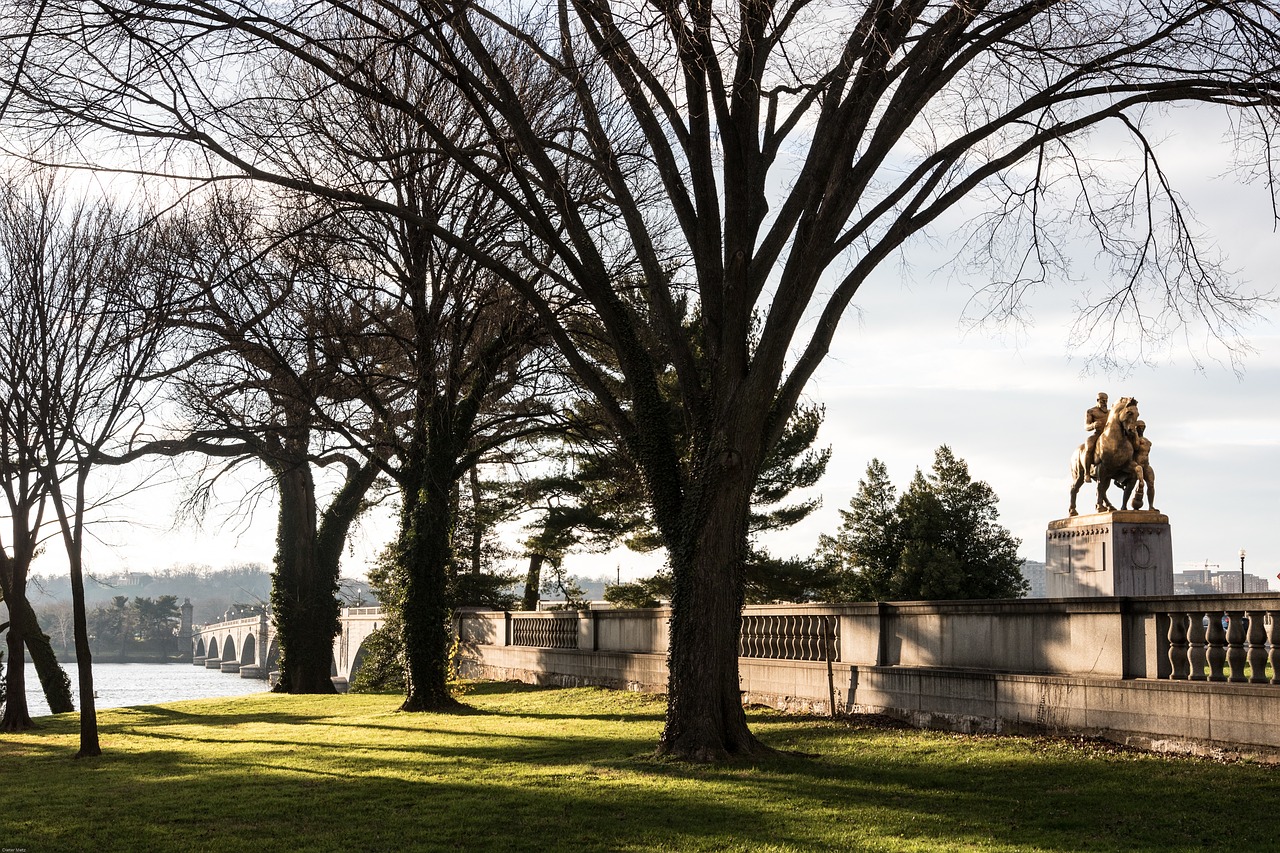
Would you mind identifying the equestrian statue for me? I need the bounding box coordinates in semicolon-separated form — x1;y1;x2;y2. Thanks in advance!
1068;394;1153;516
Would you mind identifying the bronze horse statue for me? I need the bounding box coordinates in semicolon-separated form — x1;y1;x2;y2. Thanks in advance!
1069;397;1141;516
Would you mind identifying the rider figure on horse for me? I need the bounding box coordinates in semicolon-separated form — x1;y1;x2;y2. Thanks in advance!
1083;392;1109;481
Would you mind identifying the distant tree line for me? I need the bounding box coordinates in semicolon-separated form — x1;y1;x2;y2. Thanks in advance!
81;597;183;662
29;564;271;629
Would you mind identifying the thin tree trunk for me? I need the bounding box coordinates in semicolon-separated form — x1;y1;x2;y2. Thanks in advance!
522;553;545;611
68;547;100;757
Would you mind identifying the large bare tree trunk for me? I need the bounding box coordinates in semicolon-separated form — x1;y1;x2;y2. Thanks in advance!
397;434;460;712
271;463;338;694
657;440;767;760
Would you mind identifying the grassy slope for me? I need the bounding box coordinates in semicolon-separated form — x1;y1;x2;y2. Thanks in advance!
2;682;1277;852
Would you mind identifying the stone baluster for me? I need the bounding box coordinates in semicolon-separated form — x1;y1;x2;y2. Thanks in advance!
1246;610;1269;684
1185;611;1207;681
1165;612;1189;679
1224;610;1247;683
1205;612;1227;682
1268;612;1280;685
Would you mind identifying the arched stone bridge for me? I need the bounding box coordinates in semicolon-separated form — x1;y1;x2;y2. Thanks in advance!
191;606;386;690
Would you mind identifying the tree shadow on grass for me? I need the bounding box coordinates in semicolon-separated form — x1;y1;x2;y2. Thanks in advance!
11;733;1273;853
107;705;342;730
407;707;668;723
10;692;1280;852
461;680;550;696
4;745;817;853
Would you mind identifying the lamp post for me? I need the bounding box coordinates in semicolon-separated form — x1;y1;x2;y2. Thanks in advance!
1239;548;1247;593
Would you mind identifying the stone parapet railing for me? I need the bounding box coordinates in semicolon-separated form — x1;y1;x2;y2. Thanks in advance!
1137;595;1279;683
456;595;1280;759
740;613;838;661
468;596;1280;683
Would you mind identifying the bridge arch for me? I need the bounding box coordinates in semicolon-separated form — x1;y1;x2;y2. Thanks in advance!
348;638;373;682
194;637;206;658
222;635;236;663
240;633;257;667
264;637;279;673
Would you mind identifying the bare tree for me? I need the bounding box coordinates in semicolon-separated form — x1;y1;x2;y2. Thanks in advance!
0;172;79;729
4;0;1278;759
36;600;76;656
16;176;173;756
153;190;390;694
212;40;568;710
0;169;167;750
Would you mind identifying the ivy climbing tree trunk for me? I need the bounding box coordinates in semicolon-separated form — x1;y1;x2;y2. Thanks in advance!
270;461;337;694
397;419;461;711
270;453;382;694
645;402;771;759
1;627;32;731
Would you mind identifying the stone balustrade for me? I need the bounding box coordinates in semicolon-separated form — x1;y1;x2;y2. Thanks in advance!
740;613;839;661
1151;600;1279;683
474;595;1280;683
510;613;579;649
457;594;1280;759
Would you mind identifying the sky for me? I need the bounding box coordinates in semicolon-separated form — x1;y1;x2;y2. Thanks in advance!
23;109;1280;593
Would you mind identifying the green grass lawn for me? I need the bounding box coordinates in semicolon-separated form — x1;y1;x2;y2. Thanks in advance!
3;682;1276;852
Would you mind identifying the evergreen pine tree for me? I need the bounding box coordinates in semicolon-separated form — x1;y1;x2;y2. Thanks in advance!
818;448;1027;601
815;458;901;601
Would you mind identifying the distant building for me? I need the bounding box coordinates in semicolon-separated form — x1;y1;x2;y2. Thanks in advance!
85;570;155;592
1173;569;1217;595
1172;570;1270;595
1212;573;1271;594
1020;560;1047;597
1245;574;1271;593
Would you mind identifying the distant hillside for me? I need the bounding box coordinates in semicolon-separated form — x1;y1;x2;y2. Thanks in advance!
25;564;274;626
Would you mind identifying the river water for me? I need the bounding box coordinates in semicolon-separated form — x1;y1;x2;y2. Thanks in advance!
16;661;269;718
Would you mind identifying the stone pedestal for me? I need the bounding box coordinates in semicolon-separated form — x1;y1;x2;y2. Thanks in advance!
1045;511;1173;597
